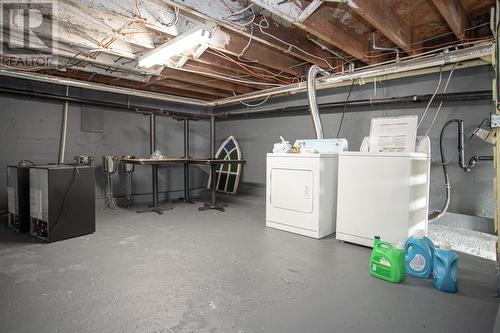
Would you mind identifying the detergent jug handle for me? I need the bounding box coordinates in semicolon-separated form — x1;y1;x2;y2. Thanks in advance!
375;242;393;253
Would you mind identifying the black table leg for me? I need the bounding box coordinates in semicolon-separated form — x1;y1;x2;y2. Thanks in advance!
199;164;225;212
174;162;195;204
137;164;173;214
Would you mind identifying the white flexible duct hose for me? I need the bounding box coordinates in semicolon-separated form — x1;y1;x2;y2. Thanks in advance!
307;65;329;139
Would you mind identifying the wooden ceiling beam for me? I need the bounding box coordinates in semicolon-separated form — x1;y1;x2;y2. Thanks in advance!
431;0;469;40
250;0;372;63
211;27;306;78
142;85;217;101
194;51;294;84
155;69;258;95
44;70;219;100
183;60;284;87
249;14;341;70
300;9;372;63
149;79;231;98
347;0;413;52
151;0;307;76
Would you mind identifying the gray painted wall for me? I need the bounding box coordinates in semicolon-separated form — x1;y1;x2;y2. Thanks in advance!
216;65;495;218
0;65;495;218
0;85;211;211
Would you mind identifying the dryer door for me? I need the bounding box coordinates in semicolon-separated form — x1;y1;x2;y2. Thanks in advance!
270;168;313;213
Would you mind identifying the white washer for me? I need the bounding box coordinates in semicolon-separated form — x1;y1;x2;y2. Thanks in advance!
335;148;430;247
266;152;341;239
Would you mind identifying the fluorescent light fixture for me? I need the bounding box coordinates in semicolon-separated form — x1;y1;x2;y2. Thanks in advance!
138;25;212;68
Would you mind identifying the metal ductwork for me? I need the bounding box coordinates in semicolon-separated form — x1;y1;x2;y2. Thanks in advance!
307;65;330;139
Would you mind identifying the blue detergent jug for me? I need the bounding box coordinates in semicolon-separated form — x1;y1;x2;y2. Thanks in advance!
433;241;458;293
404;230;435;278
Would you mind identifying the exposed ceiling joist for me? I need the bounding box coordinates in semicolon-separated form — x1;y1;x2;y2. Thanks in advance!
431;0;469;40
192;53;289;84
347;0;413;52
155;0;329;68
182;60;282;87
211;28;306;77
154;69;258;95
249;0;372;63
151;79;231;98
251;16;341;70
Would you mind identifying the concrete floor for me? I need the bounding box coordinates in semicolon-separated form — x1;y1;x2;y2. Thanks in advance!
0;199;499;333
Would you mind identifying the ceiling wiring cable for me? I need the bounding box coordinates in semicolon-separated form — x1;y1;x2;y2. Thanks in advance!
218;0;236;13
237;25;258;63
208;49;294;84
423;63;457;137
182;63;283;85
362;24;492;56
172;66;284;87
255;17;336;70
163;6;180;27
228;12;256;23
336;80;355;138
235;13;256;27
357;40;492;71
224;4;254;18
417;66;443;129
189;52;291;84
224;3;256;26
363;36;493;59
233;92;271;107
408;22;491;47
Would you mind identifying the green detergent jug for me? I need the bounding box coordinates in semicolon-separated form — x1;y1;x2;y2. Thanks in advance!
369;236;405;283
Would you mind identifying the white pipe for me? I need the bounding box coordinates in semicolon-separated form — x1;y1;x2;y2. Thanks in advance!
208;43;493;107
0;69;206;106
58;85;69;165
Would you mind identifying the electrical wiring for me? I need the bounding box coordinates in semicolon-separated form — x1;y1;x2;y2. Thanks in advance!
133;0;141;17
224;4;254;18
336;80;355;138
237;25;258;63
255;17;337;71
423;63;457;137
229;12;256;23
209;49;294;84
233;13;256;27
218;0;235;13
150;6;180;28
226;5;256;27
165;6;180;27
233;92;271;107
182;63;281;85
417;66;443;129
409;22;491;47
363;36;493;59
175;65;283;87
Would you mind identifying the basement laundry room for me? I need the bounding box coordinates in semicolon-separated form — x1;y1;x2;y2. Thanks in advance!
1;0;500;332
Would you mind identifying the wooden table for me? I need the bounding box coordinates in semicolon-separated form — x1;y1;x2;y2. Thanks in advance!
121;157;246;213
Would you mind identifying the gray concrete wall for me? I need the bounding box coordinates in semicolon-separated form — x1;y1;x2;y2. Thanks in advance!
216;65;495;218
0;85;211;210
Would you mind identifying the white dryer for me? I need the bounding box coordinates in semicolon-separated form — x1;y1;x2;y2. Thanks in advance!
265;139;347;239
